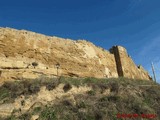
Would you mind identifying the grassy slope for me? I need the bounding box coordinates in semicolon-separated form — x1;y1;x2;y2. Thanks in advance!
0;77;160;120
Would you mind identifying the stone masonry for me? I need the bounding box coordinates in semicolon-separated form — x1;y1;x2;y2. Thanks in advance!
0;27;151;83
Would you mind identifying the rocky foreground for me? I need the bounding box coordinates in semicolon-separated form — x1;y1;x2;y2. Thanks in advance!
0;77;159;120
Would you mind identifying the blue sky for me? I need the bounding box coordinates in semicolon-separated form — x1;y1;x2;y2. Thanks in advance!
0;0;160;83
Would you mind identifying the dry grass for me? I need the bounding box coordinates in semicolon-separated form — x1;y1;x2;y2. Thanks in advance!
0;77;160;120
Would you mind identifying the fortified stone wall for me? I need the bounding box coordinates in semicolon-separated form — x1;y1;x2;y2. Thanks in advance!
0;27;151;82
110;46;151;80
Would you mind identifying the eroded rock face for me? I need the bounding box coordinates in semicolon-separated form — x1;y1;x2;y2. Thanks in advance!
0;84;92;117
0;104;14;117
0;27;151;82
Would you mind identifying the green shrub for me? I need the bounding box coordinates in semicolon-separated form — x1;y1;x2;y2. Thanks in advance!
0;87;10;101
40;107;57;120
110;82;119;93
77;101;86;108
4;115;17;120
62;100;73;106
45;80;59;91
87;90;96;96
99;95;120;102
83;77;98;84
28;84;40;94
63;83;72;92
18;113;31;120
33;106;42;114
32;62;38;68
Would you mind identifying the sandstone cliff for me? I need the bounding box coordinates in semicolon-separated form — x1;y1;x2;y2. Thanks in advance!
0;27;151;82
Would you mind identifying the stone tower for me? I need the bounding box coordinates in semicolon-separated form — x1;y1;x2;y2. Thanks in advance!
110;45;151;80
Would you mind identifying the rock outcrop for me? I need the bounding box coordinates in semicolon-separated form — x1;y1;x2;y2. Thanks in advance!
0;84;92;117
0;27;151;82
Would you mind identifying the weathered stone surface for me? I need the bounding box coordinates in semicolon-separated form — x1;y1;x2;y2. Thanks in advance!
2;84;92;117
0;104;14;117
110;46;151;80
0;27;151;82
30;115;39;120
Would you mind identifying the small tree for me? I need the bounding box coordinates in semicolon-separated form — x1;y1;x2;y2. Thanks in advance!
32;62;38;69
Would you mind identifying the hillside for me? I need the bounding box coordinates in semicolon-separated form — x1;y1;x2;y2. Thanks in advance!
0;27;151;83
0;27;158;119
0;77;159;120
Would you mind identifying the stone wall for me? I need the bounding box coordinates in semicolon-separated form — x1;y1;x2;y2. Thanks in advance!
0;27;151;82
110;46;151;80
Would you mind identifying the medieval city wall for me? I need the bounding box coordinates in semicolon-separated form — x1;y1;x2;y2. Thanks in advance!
0;27;151;82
